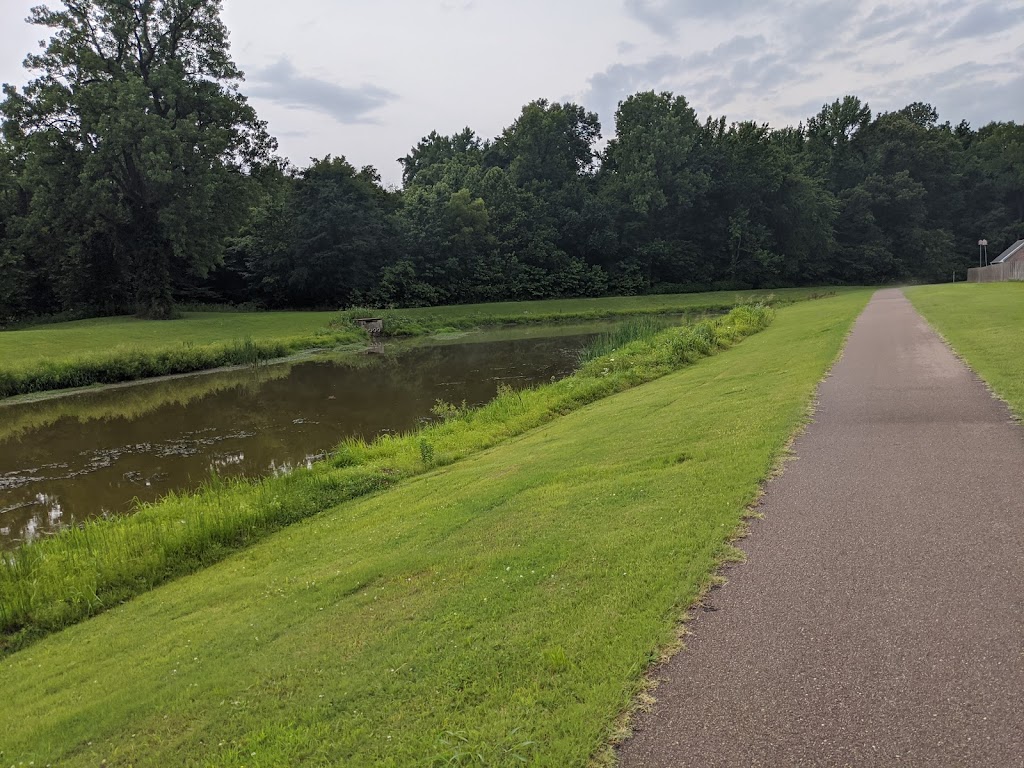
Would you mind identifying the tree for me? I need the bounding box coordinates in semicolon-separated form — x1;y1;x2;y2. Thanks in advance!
1;0;273;317
484;100;608;296
600;92;711;289
972;122;1024;247
806;96;871;192
0;138;29;321
398;128;484;189
240;157;397;308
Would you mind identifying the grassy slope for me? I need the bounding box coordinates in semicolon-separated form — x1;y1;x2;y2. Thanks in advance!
906;283;1024;416
0;292;870;767
1;307;774;651
0;312;338;367
1;289;843;398
392;287;834;319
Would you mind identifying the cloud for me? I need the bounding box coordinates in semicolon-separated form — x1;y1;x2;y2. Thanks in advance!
933;71;1024;126
247;58;397;124
937;1;1024;41
886;57;1022;116
682;34;767;69
582;34;788;123
854;4;925;43
581;54;686;122
625;0;762;34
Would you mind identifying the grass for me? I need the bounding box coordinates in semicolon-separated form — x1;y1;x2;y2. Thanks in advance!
906;283;1024;417
0;311;363;399
1;289;848;398
0;305;775;654
334;287;843;337
0;290;872;766
0;311;340;367
577;317;672;363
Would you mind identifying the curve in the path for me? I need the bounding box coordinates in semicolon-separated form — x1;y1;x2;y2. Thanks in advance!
619;289;1024;767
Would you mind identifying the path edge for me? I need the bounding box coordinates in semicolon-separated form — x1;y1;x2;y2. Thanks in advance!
902;287;1022;424
591;292;876;768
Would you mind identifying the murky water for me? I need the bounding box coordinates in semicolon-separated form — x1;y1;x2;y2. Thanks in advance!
0;329;601;547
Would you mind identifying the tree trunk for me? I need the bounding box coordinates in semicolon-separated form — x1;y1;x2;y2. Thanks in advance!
134;221;176;319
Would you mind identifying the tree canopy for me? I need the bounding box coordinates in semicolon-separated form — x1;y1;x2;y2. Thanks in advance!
1;0;273;318
1;6;1021;322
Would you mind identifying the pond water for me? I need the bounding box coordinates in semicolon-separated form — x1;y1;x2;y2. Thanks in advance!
0;327;605;547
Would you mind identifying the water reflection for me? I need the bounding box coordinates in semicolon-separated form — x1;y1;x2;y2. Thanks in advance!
0;330;598;547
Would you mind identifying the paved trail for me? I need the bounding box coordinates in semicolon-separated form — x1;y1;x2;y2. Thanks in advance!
619;290;1024;767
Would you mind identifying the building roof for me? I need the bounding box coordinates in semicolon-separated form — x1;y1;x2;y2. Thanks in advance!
992;239;1024;264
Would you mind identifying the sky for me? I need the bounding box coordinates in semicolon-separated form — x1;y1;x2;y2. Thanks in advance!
1;0;1022;187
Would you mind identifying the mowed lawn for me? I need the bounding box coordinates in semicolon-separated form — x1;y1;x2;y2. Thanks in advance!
0;312;338;369
907;282;1024;416
0;292;871;766
394;286;839;320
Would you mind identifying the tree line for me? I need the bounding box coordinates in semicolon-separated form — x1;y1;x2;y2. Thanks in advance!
1;0;1021;321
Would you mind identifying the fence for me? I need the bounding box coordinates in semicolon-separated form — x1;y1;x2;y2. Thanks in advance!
967;262;1024;283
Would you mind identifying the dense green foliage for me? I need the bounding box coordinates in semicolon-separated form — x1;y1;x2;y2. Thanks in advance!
907;283;1024;417
0;0;273;319
0;292;870;765
1;5;1021;323
1;304;774;653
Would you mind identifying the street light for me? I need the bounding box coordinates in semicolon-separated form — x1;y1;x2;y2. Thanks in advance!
978;239;989;267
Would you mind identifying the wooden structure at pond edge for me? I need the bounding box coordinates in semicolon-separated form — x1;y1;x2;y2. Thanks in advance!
355;317;384;334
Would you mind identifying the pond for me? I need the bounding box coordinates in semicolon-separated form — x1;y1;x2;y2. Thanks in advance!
0;325;607;547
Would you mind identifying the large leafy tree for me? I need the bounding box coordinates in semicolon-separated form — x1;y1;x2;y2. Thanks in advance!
238;157;398;308
600;92;711;289
485;100;608;296
1;0;273;317
971;122;1024;249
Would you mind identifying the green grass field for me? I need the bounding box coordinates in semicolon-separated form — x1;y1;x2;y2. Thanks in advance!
0;311;338;368
907;283;1024;417
0;291;871;766
0;311;358;399
0;289;845;398
390;287;833;319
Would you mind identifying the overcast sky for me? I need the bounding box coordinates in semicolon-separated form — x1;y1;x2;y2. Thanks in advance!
2;0;1022;187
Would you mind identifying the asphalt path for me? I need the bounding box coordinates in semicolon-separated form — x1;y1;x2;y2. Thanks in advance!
619;289;1024;767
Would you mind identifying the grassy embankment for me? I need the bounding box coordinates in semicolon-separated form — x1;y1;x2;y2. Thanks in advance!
0;306;775;654
0;311;358;398
335;286;838;336
0;291;871;766
0;288;839;398
907;282;1024;417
